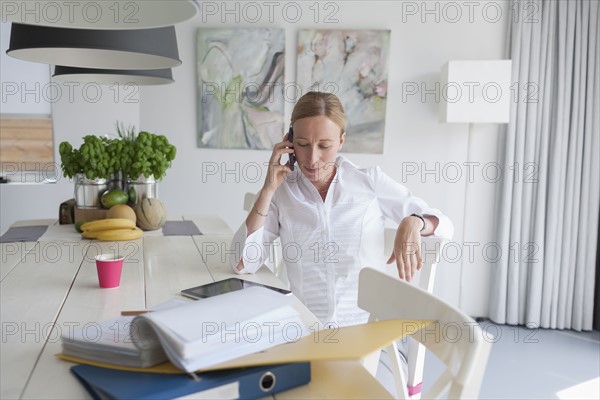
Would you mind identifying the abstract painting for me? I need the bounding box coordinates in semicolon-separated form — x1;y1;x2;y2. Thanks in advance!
197;28;285;149
296;29;390;153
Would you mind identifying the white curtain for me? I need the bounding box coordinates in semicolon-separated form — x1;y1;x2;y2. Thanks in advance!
490;0;599;331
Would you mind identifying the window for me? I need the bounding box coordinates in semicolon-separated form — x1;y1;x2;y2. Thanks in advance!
0;22;56;184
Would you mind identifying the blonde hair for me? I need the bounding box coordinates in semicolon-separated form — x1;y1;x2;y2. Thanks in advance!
291;92;346;133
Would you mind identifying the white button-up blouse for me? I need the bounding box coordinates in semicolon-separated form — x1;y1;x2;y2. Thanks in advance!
230;156;454;327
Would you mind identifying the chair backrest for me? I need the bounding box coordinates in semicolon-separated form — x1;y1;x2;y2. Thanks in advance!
384;231;446;398
358;267;491;399
243;192;256;213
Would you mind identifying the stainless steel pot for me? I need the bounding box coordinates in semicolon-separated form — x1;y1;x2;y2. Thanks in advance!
124;175;157;206
74;173;108;208
108;171;124;191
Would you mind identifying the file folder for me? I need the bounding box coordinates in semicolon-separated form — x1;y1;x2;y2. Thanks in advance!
71;362;310;400
59;319;432;374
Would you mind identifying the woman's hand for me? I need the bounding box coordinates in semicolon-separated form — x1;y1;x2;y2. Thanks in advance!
263;132;294;194
386;216;423;281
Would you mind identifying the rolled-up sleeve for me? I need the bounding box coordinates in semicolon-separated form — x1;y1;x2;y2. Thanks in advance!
228;200;281;274
371;166;454;240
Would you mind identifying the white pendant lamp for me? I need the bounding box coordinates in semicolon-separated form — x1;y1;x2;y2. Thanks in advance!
0;0;197;30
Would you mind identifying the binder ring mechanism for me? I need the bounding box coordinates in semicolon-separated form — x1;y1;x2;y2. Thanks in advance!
259;371;277;392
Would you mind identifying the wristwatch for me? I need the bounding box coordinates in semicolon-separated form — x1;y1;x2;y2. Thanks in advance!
410;214;426;232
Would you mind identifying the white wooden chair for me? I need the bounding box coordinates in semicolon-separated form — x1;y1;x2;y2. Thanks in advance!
243;192;258;216
358;267;492;399
382;231;445;399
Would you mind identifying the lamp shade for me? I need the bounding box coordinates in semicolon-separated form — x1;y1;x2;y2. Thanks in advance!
6;23;181;70
440;60;512;123
53;66;173;85
0;0;197;29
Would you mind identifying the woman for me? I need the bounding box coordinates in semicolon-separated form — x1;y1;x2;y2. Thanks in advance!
230;91;453;328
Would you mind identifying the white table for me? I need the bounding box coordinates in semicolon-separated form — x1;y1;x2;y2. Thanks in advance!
1;217;391;400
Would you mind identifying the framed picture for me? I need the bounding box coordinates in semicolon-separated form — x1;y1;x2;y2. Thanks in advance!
196;28;285;150
297;29;391;153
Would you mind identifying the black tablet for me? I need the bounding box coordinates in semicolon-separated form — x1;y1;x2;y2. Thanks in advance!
181;278;291;299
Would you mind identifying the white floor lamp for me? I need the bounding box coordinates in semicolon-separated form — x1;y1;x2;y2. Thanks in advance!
440;60;512;308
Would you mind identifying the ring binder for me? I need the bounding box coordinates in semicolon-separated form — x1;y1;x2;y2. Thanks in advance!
259;371;276;392
70;362;311;400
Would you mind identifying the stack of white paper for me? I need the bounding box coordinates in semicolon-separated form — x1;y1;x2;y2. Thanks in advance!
131;286;309;372
61;298;188;367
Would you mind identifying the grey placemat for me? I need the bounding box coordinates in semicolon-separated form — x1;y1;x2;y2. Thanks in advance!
162;221;202;236
0;225;49;243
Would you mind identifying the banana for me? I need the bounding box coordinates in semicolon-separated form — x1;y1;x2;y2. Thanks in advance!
81;230;100;239
81;218;136;232
96;227;143;242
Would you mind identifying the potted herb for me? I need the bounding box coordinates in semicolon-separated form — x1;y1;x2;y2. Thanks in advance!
58;124;177;208
116;124;177;205
59;135;113;180
123;131;177;180
59;135;113;208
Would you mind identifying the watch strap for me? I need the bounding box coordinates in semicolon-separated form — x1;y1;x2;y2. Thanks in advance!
410;213;426;232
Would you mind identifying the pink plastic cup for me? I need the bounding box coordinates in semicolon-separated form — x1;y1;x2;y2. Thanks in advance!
95;254;124;288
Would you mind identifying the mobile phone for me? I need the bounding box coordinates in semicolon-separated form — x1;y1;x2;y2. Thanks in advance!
181;278;292;299
288;127;295;171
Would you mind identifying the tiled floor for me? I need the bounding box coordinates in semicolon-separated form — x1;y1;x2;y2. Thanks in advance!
423;321;600;399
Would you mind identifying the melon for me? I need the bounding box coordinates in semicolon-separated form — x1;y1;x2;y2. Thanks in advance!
107;204;136;223
135;198;167;231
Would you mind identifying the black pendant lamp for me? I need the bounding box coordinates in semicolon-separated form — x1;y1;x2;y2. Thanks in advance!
6;23;181;70
53;66;174;85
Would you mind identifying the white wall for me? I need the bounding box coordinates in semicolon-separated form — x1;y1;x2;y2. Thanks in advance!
1;1;509;316
0;22;52;115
